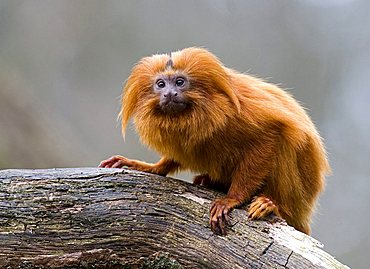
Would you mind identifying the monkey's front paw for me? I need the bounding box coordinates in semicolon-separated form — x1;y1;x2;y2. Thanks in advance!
98;155;132;168
210;197;240;236
248;196;280;220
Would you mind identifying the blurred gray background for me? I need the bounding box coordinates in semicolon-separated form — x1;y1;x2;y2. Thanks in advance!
0;1;369;268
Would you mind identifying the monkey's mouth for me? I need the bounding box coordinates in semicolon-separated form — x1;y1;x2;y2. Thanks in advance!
159;99;188;114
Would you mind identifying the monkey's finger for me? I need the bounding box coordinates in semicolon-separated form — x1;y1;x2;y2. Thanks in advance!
251;209;268;220
248;199;267;215
222;207;230;224
216;204;226;218
248;205;262;219
249;207;265;219
98;160;110;168
248;203;263;218
217;220;226;236
111;161;124;168
211;222;222;235
210;201;219;214
210;214;222;235
210;207;219;224
216;205;228;235
217;212;227;235
210;202;219;216
100;163;112;168
210;204;223;224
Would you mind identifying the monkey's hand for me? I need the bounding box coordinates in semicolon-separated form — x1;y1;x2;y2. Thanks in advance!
248;196;280;220
98;155;136;169
99;156;180;176
210;197;241;235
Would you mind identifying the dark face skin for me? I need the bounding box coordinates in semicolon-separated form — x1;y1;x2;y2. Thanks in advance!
154;74;190;114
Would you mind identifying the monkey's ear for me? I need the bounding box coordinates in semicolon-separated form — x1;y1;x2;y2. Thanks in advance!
214;71;241;113
223;83;241;113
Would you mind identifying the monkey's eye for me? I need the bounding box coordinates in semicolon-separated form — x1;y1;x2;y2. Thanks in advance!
156;79;166;88
175;78;185;87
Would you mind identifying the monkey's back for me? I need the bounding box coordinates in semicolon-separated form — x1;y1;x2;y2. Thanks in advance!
228;71;329;232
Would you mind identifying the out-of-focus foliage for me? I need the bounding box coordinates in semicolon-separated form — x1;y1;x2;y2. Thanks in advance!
0;1;369;268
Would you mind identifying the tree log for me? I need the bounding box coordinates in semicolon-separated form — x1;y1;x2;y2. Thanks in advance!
0;168;349;269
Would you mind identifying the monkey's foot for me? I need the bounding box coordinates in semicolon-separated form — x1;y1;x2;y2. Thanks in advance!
98;155;132;168
248;196;279;220
193;174;212;187
210;197;240;235
193;174;227;192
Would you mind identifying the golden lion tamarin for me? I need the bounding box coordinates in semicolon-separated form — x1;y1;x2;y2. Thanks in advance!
99;47;330;235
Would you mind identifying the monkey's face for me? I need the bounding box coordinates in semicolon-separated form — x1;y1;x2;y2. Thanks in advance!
121;48;241;145
154;73;190;114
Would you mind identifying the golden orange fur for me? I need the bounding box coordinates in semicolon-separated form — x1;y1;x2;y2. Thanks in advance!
99;47;330;235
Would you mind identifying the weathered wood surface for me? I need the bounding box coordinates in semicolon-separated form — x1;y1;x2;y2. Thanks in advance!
0;168;349;269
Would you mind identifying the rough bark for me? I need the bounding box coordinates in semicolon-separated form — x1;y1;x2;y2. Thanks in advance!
0;168;349;269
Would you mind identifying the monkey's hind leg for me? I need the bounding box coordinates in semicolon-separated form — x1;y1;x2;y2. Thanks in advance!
193;174;229;193
248;196;280;220
193;174;212;187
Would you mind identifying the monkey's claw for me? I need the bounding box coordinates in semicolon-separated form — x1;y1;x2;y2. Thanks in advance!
209;197;240;235
248;196;279;220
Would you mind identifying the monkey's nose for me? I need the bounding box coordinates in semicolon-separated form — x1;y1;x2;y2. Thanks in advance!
159;90;187;114
163;91;178;98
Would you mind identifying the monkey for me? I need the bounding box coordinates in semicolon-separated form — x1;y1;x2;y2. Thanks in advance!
99;47;330;235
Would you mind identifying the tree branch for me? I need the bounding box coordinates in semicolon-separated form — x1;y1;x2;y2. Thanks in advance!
0;168;349;269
